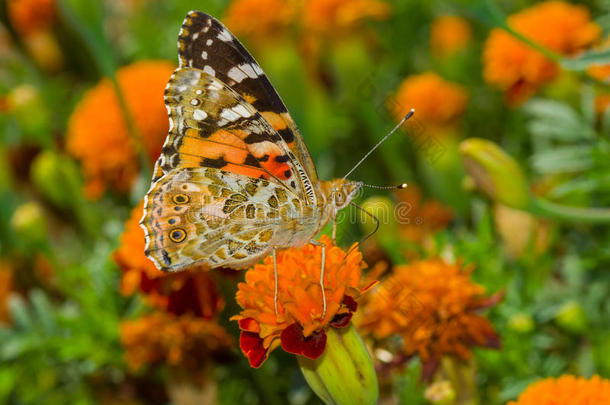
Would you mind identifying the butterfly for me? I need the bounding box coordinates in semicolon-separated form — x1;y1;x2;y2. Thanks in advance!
141;11;409;315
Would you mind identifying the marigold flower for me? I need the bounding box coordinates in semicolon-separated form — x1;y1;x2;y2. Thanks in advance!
67;61;175;199
389;72;468;129
231;235;367;368
0;262;14;323
430;15;472;58
483;1;601;105
358;259;501;379
508;375;610;405
120;312;234;371
303;0;391;35
223;0;297;43
114;201;224;318
7;0;55;37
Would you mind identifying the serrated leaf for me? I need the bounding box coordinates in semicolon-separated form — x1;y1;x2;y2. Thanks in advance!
524;99;585;130
29;289;56;333
561;49;610;71
531;145;594;174
8;295;33;331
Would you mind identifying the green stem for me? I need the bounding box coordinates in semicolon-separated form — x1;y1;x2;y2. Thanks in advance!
530;197;610;223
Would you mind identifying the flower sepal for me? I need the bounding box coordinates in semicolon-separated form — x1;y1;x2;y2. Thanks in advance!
297;324;378;405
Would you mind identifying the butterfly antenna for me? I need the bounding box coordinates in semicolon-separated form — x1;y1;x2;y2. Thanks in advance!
361;183;408;190
343;108;415;180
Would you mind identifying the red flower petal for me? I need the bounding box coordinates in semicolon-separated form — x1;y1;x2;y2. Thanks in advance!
343;295;358;312
281;323;327;360
330;312;353;328
239;331;268;368
238;317;261;333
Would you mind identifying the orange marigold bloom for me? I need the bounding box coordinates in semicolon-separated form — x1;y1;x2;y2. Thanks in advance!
508;375;610;405
114;201;224;318
231;236;368;367
120;312;234;371
67;61;175;199
430;15;472;58
303;0;391;35
358;259;501;379
483;1;601;105
7;0;55;37
0;262;14;323
223;0;297;43
389;72;468;128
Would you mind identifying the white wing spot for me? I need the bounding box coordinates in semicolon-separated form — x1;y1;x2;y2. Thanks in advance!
253;64;264;75
241;64;258;79
190;99;200;106
193;109;207;121
206;39;213;46
217;28;232;42
201;50;208;60
220;108;240;122
196;89;203;95
192;32;199;40
203;65;215;76
232;104;251;118
227;66;248;83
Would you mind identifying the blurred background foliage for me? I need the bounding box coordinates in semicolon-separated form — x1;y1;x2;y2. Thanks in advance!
1;0;610;404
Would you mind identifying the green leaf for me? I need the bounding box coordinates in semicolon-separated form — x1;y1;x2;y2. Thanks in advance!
8;295;33;331
561;49;610;71
531;145;594;174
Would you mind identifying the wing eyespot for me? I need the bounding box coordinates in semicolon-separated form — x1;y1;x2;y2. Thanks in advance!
172;193;190;204
169;228;187;243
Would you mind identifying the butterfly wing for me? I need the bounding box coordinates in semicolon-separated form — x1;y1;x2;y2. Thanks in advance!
143;167;287;272
177;11;318;183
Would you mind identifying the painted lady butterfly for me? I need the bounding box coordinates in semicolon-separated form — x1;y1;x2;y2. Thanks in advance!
141;11;409;313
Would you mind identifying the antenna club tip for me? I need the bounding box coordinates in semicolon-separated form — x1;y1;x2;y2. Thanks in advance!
398;183;408;189
403;109;415;120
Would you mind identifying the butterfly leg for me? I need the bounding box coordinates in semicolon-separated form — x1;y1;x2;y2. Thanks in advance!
331;215;338;244
273;248;279;316
309;239;327;319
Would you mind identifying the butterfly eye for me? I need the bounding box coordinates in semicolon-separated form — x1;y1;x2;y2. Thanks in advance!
334;192;345;205
172;193;190;204
168;228;187;243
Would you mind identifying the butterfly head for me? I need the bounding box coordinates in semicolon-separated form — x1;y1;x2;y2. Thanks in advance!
327;179;362;211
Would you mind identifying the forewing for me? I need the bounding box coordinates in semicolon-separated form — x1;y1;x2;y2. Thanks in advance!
177;11;318;182
156;67;310;199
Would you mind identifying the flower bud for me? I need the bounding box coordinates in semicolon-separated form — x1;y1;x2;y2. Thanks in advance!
508;312;535;334
11;201;47;244
555;301;588;334
31;150;82;209
459;138;531;209
425;381;456;405
298;325;378;405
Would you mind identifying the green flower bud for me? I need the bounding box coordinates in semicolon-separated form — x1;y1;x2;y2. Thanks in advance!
425;381;456;405
298;325;378;405
459;138;531;209
508;312;535;334
555;300;588;334
11;201;48;244
7;85;50;145
31;150;82;209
